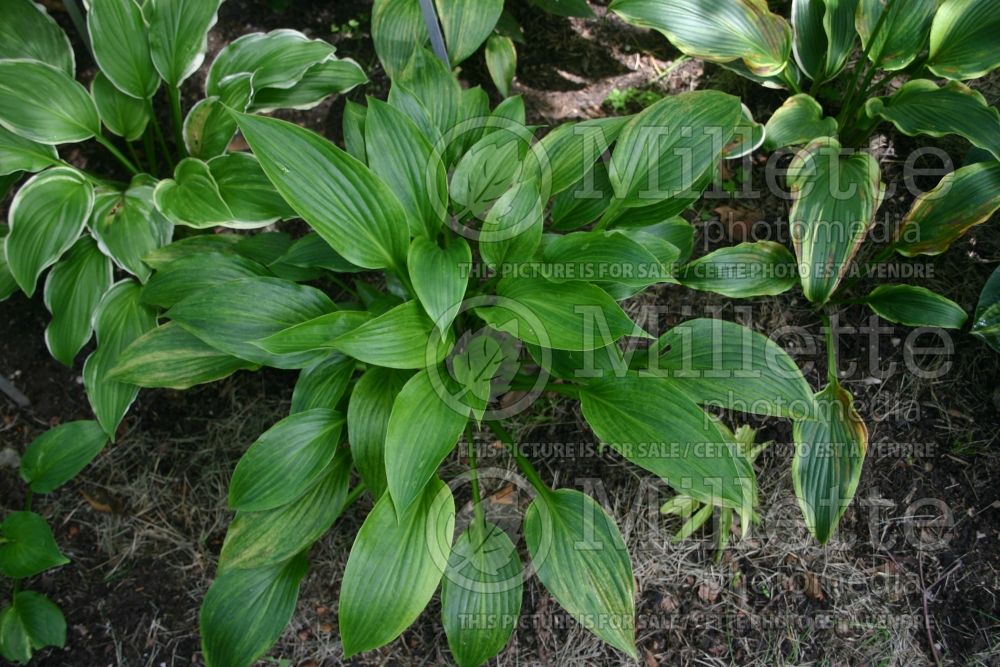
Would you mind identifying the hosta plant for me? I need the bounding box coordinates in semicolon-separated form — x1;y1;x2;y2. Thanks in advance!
97;44;829;665
612;0;1000;540
0;0;365;438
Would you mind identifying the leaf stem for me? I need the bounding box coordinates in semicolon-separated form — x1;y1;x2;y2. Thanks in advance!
344;482;367;508
466;425;486;537
837;0;896;129
94;135;140;175
147;99;174;170
126;142;143;173
143;124;159;176
167;86;186;159
779;67;804;95
485;419;550;496
821;312;839;386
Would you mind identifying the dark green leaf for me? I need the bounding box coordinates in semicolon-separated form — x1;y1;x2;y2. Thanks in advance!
91;71;150;141
972;265;1000;352
678;241;797;298
863;284;967;329
0;512;69;579
42;237;112;366
347;367;411;500
409;236;471;334
291;354;355;414
856;0;935;71
763;93;838;150
436;0;503;64
928;0;1000;80
0;592;66;665
141;252;268;309
480;180;543;272
371;0;428;79
330;300;452;369
254;310;372;357
19;420;108;493
485;35;517;98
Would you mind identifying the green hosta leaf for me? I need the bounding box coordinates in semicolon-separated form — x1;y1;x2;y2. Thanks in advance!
485;35;517;98
792;381;868;543
0;512;68;579
792;0;857;82
233;232;292;266
183;73;253;159
450;123;532;219
200;554;308;667
550;162;613;231
409;237;471;334
330;300;451;369
678;241;797;298
580;374;754;509
531;0;595;17
276;232;363;274
524;489;636;658
0;127;58;175
339;478;455;656
928;0;1000;80
347;367;411;500
621;218;692;263
972;266;1000;353
6;167;93;296
109;322;258;389
229;408;344;512
856;0;936;71
365;98;447;238
143;233;241;270
723;104;766;159
396;48;462;140
0;60;100;144
235;112;409;271
141;252;268;309
146;0;222;86
525;117;627;197
0;0;74;75
0;227;19;302
480;180;543;271
441;523;522;667
607;91;742;215
610;0;791;77
451;331;516;422
385;368;468;514
863;285;967;329
342;99;367;162
254;310;372;356
219;450;352;572
372;0;427;78
291;354;355;414
649;318;816;419
763;93;838;151
43;236;112;366
83;280;157;437
0;592;66;665
206;29;335;97
866;80;1000;161
789;137;883;304
892;162;1000;257
166;276;335;369
475;277;645;351
19;420;108;494
542;230;670;289
251;57;367;112
91;71;150;141
87;0;159;99
436;0;503;64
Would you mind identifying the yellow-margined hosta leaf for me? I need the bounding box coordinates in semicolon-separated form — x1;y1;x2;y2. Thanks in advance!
0;0;74;75
339;478;455;656
892;161;1000;257
678;241;798;298
928;0;1000;80
855;0;936;71
763;94;838;151
42;237;112;367
863;285;967;329
524;488;636;658
792;0;858;82
87;0;159;99
792;381;868;543
972;266;1000;353
146;0;223;87
436;0;503;64
789;137;883;305
610;0;792;77
866;79;1000;161
0;60;100;144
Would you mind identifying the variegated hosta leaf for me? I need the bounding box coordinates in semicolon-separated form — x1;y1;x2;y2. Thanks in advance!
972;265;1000;353
91;176;173;283
927;0;1000;80
0;126;58;176
855;0;936;71
146;0;223;87
610;0;792;77
0;0;74;75
792;381;868;543
183;73;253;159
792;0;857;82
250;58;367;112
863;285;967;329
43;236;112;367
892;161;1000;257
724;104;766;159
87;0;160;99
764;93;838;150
788;137;883;305
0;60;100;144
865;80;1000;161
91;71;151;141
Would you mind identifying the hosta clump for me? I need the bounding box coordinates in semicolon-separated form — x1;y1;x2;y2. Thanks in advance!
611;0;1000;541
101;40;828;665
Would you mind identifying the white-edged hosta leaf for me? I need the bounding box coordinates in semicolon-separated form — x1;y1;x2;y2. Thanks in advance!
649;318;817;419
678;241;797;298
371;0;428;79
385;368;468;515
291;354;355;414
866;79;1000;161
339;478;455;656
109;322;258;389
0;591;66;664
408;236;471;335
199;554;308;667
0;60;100;144
610;0;792;77
6;167;93;296
206;29;333;94
146;0;222;86
234;112;409;271
723;104;765;159
789;137;883;304
43;236;112;366
441;523;522;667
0;0;74;75
183;73;253;159
19;420;108;494
228;408;344;512
0;126;58;175
0;226;19;302
250;57;367;112
83;280;157;437
863;285;967;329
763;93;838;150
792;381;868;543
90;178;173;283
330;300;452;369
436;0;502;64
792;0;857;82
972;265;1000;352
580;373;755;509
219;449;352;571
87;0;159;99
855;0;936;71
91;71;150;141
928;0;1000;80
347;366;411;500
485;35;517;98
0;512;69;579
524;488;636;658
